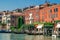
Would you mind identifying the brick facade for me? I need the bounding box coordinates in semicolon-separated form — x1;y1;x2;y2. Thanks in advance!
24;6;40;24
24;3;60;24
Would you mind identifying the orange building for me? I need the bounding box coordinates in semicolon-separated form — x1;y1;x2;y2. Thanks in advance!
24;6;40;24
24;3;60;24
39;3;60;22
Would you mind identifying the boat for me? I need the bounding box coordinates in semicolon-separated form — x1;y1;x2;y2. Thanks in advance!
27;32;43;35
14;32;25;34
0;30;11;33
27;31;43;35
52;35;56;38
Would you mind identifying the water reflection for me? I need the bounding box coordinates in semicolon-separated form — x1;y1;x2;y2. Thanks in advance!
0;33;25;40
10;34;25;40
25;35;42;40
0;33;60;40
25;35;52;40
0;33;11;40
25;35;60;40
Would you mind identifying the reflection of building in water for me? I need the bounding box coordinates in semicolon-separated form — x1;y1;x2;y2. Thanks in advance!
25;35;52;40
10;34;25;40
0;33;11;40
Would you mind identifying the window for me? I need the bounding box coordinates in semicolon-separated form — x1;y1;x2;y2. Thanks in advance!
59;28;60;31
7;20;10;23
0;21;1;23
54;8;58;12
36;14;39;18
51;13;58;18
12;20;14;23
51;14;55;18
49;10;52;13
49;13;52;18
0;15;2;17
11;16;15;18
42;16;44;22
3;20;6;23
0;14;2;15
36;9;39;12
29;12;32;14
54;13;58;18
7;16;11;18
43;12;44;14
0;17;2;19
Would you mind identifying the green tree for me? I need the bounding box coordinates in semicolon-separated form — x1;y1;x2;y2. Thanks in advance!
18;16;24;28
10;26;15;32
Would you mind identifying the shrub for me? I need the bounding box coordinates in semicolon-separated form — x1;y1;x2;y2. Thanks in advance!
10;26;15;31
54;20;60;23
44;22;54;28
33;22;44;25
19;24;35;31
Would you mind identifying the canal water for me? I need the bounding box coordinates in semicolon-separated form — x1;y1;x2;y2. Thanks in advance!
0;33;60;40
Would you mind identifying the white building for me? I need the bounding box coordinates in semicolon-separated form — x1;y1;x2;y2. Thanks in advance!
1;11;11;30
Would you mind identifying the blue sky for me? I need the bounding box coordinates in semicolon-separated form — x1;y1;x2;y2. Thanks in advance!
0;0;60;11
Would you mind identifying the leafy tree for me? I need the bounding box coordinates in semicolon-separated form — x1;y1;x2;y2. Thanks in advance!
10;26;15;31
18;16;24;28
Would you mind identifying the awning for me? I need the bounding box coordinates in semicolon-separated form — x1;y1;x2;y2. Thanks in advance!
56;23;60;28
36;24;44;29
